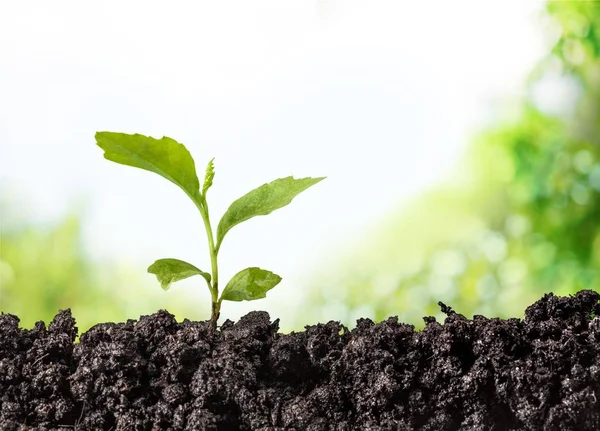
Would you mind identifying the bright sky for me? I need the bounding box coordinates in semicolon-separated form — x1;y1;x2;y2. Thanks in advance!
0;1;548;324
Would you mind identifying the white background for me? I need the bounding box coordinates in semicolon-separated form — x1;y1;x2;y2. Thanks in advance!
0;0;548;325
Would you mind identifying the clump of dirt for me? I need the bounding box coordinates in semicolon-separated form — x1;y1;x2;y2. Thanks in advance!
1;290;599;430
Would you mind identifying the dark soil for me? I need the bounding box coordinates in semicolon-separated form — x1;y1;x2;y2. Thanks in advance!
1;290;599;430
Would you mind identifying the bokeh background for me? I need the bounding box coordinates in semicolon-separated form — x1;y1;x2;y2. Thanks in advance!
1;1;599;334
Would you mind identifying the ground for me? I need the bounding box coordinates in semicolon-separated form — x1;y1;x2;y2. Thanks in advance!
1;290;599;430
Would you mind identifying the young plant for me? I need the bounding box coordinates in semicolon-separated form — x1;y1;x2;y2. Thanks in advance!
95;132;324;326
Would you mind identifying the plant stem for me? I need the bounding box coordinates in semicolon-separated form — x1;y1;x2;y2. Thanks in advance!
197;199;220;326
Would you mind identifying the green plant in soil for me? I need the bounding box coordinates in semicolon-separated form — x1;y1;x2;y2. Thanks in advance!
96;132;324;326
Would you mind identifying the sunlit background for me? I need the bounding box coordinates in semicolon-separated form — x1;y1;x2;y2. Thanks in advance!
1;1;599;334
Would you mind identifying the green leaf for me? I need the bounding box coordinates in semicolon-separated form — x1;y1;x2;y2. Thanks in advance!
147;258;211;291
221;267;282;301
216;176;325;251
202;158;215;196
95;132;203;208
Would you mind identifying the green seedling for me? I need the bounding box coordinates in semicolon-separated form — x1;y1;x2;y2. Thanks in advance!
95;132;324;326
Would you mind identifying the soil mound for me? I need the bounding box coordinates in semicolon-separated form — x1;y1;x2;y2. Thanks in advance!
1;290;599;430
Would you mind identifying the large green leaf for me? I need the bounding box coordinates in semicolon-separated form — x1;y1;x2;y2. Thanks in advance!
148;258;211;291
216;176;325;251
95;132;203;207
220;267;282;301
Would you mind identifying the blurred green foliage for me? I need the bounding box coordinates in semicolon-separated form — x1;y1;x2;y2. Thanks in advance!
0;212;137;333
306;1;600;326
0;204;208;334
2;2;598;332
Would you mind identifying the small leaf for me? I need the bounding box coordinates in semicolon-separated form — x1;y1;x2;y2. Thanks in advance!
148;258;211;291
202;158;215;196
216;176;325;251
221;267;282;301
95;132;203;208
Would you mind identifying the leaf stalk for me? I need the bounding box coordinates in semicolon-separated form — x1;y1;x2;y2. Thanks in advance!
197;198;220;327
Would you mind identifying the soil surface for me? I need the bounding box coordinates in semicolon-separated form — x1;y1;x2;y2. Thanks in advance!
1;290;599;430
